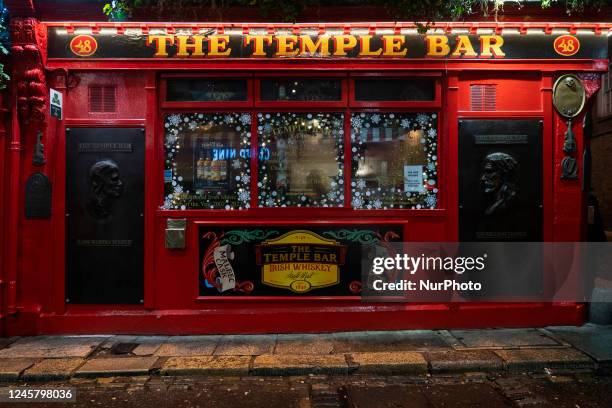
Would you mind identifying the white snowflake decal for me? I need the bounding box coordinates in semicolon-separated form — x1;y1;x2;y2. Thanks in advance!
173;185;183;194
427;128;437;138
224;115;235;125
351;116;363;129
416;114;429;126
240;174;250;184
356;178;367;189
371;114;381;124
351;196;364;208
400;118;411;129
167;114;182;126
425;194;437;208
188;121;198;131
373;199;382;209
239;114;251;126
238;190;249;203
232;159;241;169
160;196;173;210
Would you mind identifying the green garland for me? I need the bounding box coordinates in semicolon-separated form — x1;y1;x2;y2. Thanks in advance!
0;2;9;90
103;1;608;25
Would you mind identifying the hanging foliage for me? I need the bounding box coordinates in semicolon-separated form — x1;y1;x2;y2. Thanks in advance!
0;2;10;90
102;1;609;25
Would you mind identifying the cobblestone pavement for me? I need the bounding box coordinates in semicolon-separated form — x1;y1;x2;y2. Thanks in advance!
1;372;611;407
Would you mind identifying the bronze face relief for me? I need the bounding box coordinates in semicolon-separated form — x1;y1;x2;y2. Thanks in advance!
86;159;124;219
480;152;518;215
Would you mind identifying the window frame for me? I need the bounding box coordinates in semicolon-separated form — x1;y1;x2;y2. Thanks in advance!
158;72;443;214
160;73;254;109
254;72;348;108
349;72;442;109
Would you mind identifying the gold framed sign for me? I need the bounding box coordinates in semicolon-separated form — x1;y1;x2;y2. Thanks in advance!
552;74;586;119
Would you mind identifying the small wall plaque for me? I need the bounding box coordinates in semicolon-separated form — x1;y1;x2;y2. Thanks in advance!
25;172;52;219
165;218;187;249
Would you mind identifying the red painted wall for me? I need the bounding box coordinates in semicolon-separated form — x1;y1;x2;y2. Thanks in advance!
1;20;608;335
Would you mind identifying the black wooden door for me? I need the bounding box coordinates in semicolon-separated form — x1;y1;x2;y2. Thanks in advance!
66;128;144;304
459;120;543;242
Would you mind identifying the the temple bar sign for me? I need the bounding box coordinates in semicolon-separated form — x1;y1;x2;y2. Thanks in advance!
47;28;608;60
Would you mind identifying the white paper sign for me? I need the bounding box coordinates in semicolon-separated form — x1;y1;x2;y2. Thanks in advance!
404;165;424;192
213;244;236;292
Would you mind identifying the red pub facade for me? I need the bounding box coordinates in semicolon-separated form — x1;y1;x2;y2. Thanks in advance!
0;16;610;335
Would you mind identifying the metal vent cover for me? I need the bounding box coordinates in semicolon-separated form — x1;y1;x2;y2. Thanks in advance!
89;85;116;113
470;84;497;111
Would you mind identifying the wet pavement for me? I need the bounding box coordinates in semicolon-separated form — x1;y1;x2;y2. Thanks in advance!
2;326;612;379
1;372;611;407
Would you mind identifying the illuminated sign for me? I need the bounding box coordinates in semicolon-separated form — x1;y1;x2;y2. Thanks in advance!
48;28;608;60
211;147;270;161
256;230;347;293
198;225;403;297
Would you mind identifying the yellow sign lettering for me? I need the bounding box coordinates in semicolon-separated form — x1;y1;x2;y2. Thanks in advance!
208;35;231;57
146;35;175;57
244;34;272;56
452;35;478;57
382;35;407;57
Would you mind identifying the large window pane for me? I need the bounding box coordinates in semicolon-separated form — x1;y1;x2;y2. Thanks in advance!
258;112;345;207
354;79;435;101
166;79;247;102
260;79;342;101
350;113;438;209
162;113;251;210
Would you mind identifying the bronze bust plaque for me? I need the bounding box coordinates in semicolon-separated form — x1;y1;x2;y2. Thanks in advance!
552;74;586;118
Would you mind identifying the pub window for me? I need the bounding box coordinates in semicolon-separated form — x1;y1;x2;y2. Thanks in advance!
350;112;438;209
162;112;251;210
354;78;436;101
257;112;345;207
259;79;342;101
166;78;248;102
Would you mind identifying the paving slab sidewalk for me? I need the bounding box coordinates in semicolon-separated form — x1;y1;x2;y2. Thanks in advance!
0;326;610;379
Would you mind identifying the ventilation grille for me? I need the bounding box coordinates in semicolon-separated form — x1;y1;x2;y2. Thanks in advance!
89;85;116;113
470;84;497;111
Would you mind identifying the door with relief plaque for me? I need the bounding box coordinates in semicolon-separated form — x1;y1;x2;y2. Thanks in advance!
459;120;543;242
66;128;144;304
458;120;543;299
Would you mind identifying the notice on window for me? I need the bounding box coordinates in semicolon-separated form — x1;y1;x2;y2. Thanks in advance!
404;165;424;192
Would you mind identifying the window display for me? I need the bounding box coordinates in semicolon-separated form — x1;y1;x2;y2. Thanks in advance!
350;112;438;209
162;113;251;209
257;112;345;207
160;77;440;212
